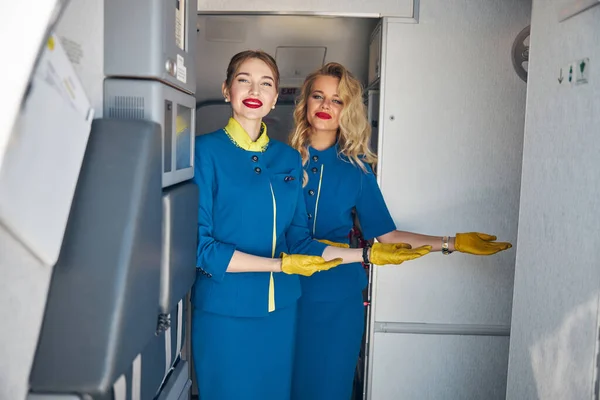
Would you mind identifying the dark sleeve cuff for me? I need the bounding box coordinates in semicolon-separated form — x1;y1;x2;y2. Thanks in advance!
196;241;236;283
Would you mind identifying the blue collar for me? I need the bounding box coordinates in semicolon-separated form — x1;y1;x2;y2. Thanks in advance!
308;142;342;162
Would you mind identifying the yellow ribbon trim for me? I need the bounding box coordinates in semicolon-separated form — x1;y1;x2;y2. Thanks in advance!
312;164;324;235
223;117;269;152
268;183;277;312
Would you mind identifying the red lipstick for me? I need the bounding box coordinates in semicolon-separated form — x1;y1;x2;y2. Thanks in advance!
242;98;263;109
315;112;332;120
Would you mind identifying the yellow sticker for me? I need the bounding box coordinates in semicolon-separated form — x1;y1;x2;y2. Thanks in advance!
47;36;55;51
175;115;188;134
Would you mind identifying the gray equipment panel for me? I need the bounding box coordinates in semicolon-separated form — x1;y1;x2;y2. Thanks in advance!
106;301;187;400
104;79;195;188
157;360;192;400
104;0;197;94
169;301;187;370
160;183;198;315
29;119;163;395
143;301;187;399
140;334;167;400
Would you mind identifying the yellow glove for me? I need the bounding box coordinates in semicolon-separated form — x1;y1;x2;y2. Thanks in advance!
317;239;349;248
370;243;431;265
280;253;343;277
454;232;512;255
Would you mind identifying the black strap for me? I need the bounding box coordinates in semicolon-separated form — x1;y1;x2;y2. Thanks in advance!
362;244;371;264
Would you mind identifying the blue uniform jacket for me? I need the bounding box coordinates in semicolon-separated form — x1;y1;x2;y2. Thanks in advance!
192;118;327;317
300;144;397;301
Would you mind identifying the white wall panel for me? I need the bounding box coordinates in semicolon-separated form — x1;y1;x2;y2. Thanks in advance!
506;1;600;399
368;0;531;397
371;333;510;400
374;0;530;328
0;228;53;400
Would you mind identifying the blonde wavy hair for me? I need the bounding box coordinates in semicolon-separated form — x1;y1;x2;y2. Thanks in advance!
289;62;377;184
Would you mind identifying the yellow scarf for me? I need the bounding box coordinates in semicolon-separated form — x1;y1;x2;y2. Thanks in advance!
223;118;269;152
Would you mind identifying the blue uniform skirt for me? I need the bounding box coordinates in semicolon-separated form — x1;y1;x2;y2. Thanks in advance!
292;293;365;400
192;303;297;400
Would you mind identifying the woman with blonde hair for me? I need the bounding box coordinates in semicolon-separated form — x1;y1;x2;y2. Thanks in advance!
289;62;511;400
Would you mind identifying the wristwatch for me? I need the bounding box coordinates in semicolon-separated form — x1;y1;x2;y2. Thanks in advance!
442;236;453;255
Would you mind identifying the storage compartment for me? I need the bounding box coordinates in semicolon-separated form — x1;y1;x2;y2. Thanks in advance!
105;0;198;93
104;79;195;188
197;0;415;17
368;22;382;86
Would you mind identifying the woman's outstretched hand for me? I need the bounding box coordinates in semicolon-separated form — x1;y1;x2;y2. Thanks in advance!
454;232;512;255
317;239;431;265
370;242;432;265
280;253;343;276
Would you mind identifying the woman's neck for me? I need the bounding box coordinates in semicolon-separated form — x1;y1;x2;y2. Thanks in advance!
310;128;337;151
234;115;263;141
